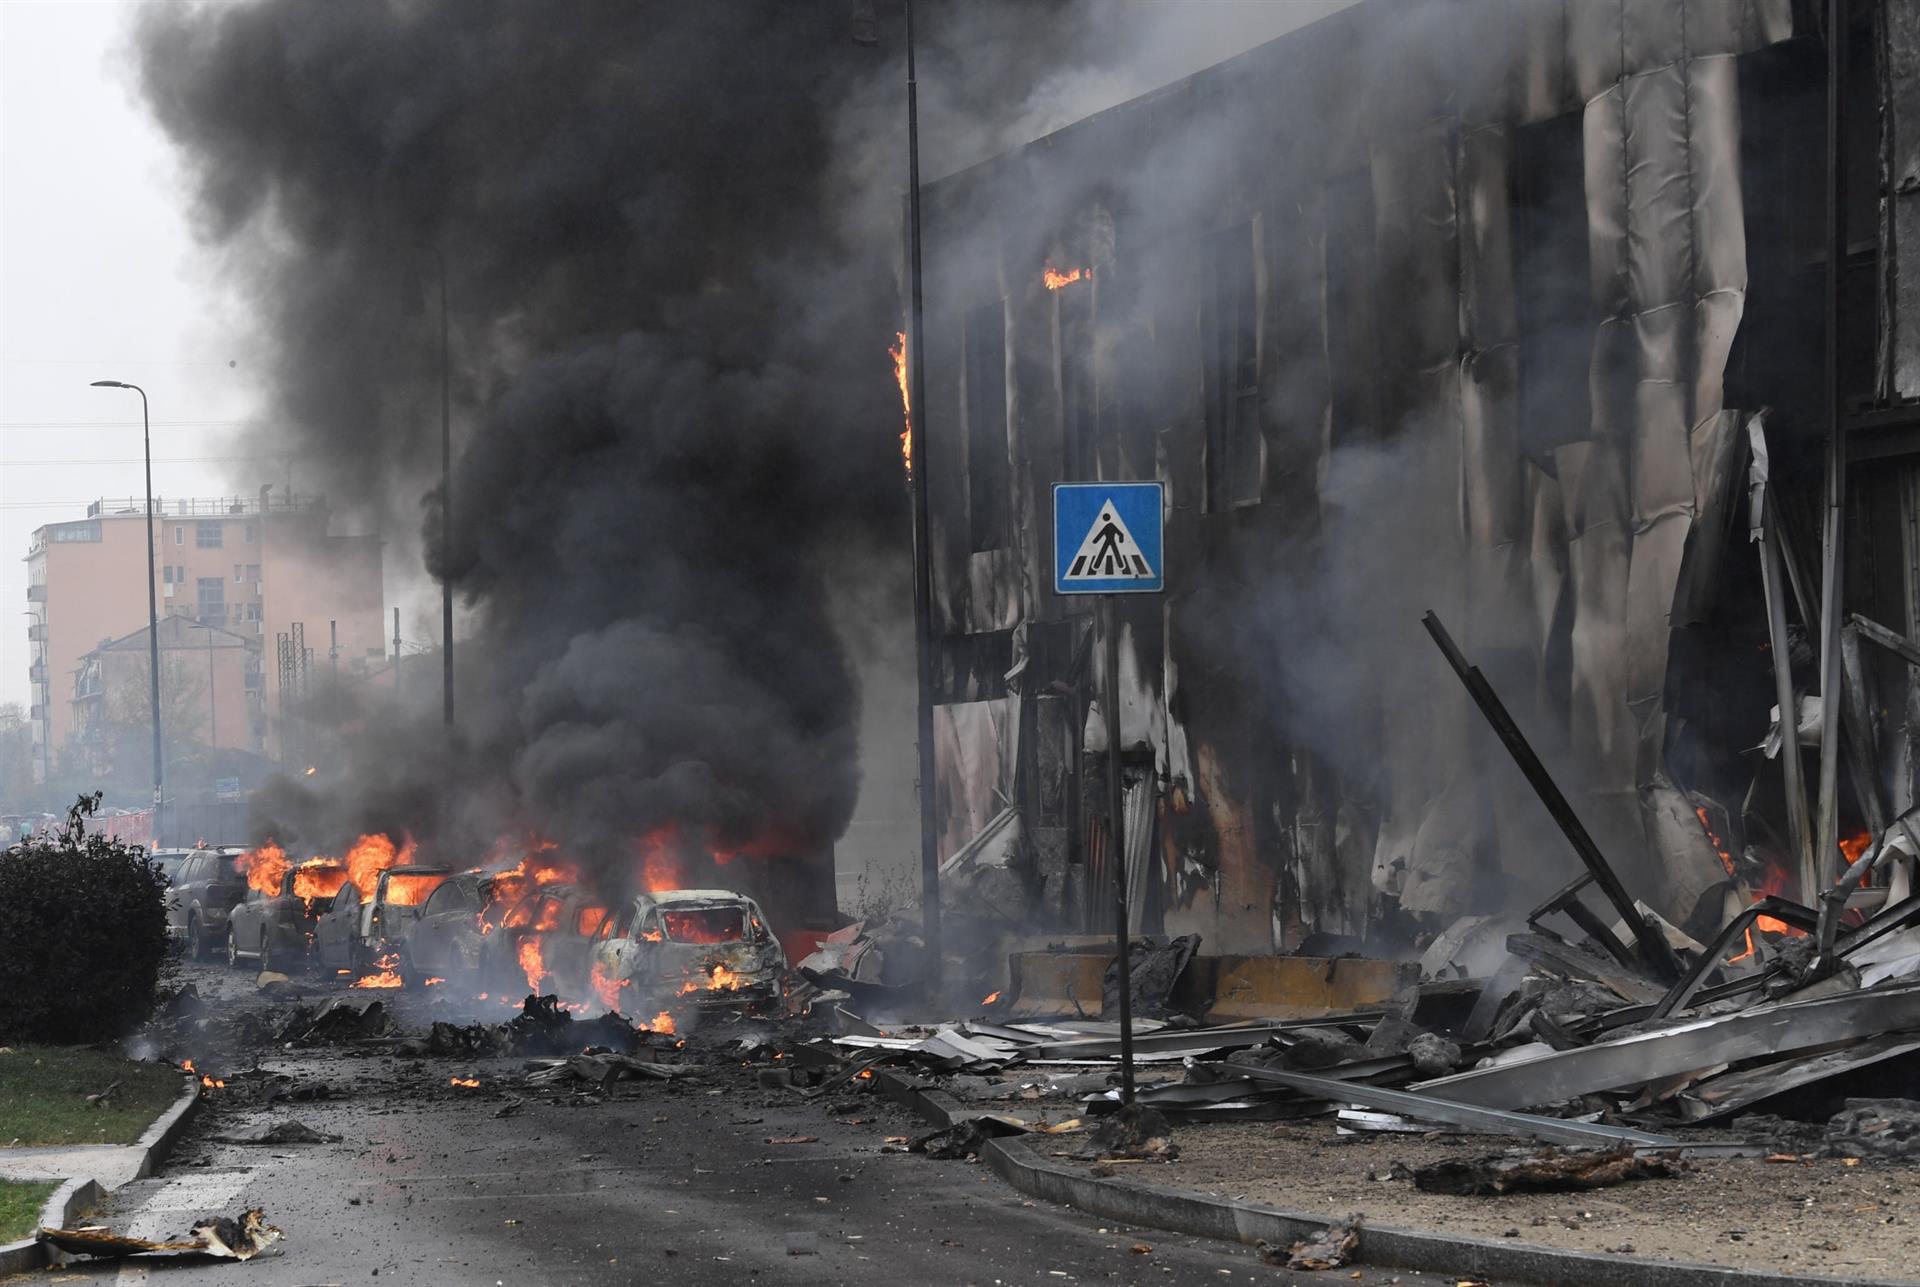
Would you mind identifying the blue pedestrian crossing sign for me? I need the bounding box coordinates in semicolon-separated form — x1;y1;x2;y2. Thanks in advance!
1053;482;1165;595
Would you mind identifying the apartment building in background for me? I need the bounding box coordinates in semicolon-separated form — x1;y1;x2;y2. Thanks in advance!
24;491;384;778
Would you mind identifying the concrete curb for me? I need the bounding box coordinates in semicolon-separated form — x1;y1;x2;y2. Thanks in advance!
872;1070;1912;1287
0;1074;200;1276
133;1075;204;1181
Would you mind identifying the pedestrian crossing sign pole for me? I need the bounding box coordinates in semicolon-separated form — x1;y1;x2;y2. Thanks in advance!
1053;482;1164;1108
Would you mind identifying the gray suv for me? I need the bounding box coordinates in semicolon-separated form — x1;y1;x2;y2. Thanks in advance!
165;847;249;960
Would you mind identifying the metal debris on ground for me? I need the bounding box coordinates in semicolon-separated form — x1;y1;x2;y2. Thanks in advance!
208;1120;342;1145
39;1208;283;1261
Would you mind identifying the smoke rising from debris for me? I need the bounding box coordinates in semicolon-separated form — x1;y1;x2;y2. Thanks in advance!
135;0;913;866
133;0;1359;883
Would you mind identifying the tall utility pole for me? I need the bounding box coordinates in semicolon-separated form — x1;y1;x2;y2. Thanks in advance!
90;380;164;824
903;0;943;991
1812;0;1848;906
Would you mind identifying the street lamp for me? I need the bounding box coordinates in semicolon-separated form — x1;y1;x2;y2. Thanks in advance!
88;380;164;820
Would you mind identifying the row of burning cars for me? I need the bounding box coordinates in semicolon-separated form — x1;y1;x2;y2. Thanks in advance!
152;836;787;1014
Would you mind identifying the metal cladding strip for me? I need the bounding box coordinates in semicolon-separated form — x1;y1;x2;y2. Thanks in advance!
1231;1065;1679;1149
1409;979;1920;1110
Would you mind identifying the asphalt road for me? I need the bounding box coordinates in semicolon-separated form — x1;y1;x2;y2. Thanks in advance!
31;961;1451;1286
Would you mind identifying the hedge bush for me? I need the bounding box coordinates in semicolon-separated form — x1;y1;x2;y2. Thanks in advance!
0;794;168;1044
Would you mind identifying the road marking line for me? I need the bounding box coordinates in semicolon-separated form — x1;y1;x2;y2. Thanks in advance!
112;1170;253;1287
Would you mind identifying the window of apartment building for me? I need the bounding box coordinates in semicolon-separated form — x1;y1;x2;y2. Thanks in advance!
235;603;262;622
49;522;100;543
1057;280;1096;480
964;300;1010;552
196;520;224;548
174;526;184;545
1201;222;1262;512
196;577;226;626
243;523;257;544
1511;111;1592;458
1324;170;1381;447
245;563;261;583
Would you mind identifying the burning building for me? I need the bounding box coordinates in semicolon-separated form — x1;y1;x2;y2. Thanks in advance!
910;0;1920;958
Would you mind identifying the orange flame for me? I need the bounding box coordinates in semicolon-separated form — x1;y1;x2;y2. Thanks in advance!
200;1074;225;1091
351;951;404;989
591;960;628;1010
648;1010;677;1035
1694;807;1735;878
449;1076;481;1089
293;859;348;911
343;833;416;900
1042;262;1089;290
634;827;689;894
981;990;1001;1006
519;936;547;991
889;330;912;476
688;964;743;995
234;841;290;896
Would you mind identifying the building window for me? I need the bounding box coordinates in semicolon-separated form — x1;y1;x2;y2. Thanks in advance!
162;566;175;585
1201;223;1261;512
245;563;260;583
964;300;1010;552
196;521;223;548
235;602;262;622
174;526;184;545
234;564;243;582
1324;170;1381;447
49;522;101;543
196;577;226;627
1511;111;1592;459
1057;281;1096;480
243;523;257;544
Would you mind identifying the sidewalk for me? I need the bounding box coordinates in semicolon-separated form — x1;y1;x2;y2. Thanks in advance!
0;1075;199;1276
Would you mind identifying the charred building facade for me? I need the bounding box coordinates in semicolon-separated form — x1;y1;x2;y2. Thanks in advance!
914;0;1920;958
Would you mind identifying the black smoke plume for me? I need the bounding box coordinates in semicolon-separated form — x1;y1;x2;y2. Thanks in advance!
135;1;917;868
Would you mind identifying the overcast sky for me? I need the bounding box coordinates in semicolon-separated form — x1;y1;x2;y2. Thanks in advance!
0;0;263;711
0;0;1359;720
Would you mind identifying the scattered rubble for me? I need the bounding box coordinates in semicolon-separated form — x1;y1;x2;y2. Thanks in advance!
1279;1216;1361;1271
1410;1148;1683;1196
207;1120;341;1145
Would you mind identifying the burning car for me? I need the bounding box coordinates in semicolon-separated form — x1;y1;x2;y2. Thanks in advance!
225;860;347;972
588;889;785;1012
313;865;452;977
475;882;614;997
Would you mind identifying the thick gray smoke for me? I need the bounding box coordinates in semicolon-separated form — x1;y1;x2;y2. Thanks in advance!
135;0;922;865
133;0;1358;885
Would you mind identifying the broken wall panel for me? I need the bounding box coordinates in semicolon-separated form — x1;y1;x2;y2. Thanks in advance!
916;0;1801;950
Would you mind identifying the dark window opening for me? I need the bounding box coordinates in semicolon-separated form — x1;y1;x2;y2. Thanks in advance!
1201;223;1260;511
1511;110;1593;460
1325;171;1381;447
196;520;224;548
965;301;1010;551
196;577;226;629
1057;282;1096;480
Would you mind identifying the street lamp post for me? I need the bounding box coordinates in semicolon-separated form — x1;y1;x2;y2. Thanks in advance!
89;380;164;822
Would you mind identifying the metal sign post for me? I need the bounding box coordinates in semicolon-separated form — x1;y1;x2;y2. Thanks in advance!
1054;482;1165;1107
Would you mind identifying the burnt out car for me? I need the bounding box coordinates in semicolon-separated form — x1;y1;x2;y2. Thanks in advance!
589;889;785;1012
474;883;615;997
225;861;347;973
314;866;453;976
165;847;250;960
397;871;489;987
